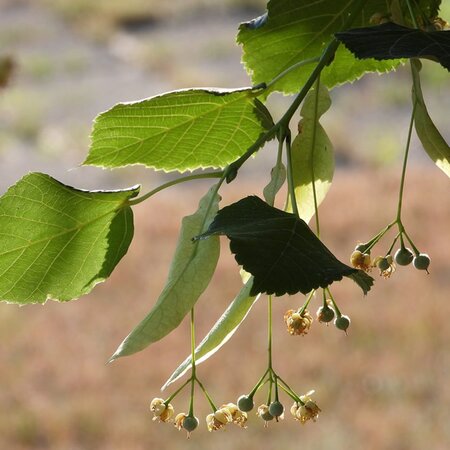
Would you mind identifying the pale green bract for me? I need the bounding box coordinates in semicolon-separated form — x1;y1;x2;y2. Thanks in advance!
237;0;401;95
0;173;139;304
263;159;287;207
287;84;334;223
85;88;273;172
412;61;450;178
162;279;259;390
110;184;221;361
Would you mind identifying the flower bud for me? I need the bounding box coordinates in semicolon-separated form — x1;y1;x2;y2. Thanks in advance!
269;401;284;419
316;304;335;323
334;315;351;332
237;395;254;412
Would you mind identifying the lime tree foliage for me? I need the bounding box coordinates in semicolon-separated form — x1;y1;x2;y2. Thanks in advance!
1;0;449;435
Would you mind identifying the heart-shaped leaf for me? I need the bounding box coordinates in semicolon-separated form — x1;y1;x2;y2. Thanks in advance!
196;196;372;296
237;0;400;95
0;173;139;304
85;88;273;172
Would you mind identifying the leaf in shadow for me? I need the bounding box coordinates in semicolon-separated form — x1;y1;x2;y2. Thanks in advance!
195;196;372;296
336;22;450;71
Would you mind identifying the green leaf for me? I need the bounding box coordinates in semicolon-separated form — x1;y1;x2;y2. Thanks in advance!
196;196;372;296
162;279;259;390
237;0;400;95
287;84;334;224
85;88;273;172
336;23;450;71
411;60;450;177
110;185;220;361
0;173;139;304
263;160;286;206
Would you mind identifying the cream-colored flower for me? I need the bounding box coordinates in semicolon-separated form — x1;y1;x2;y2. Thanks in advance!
291;392;321;424
174;413;187;431
284;309;313;336
350;250;372;272
221;403;248;428
373;255;395;278
206;407;232;432
150;398;174;423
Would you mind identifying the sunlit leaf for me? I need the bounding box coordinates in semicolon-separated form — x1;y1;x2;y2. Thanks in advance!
0;173;139;304
162;279;259;389
110;185;220;361
336;23;450;71
411;60;450;177
237;0;399;95
287;84;334;224
196;196;372;296
86;88;273;172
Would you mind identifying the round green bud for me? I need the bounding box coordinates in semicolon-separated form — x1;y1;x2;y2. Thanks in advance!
261;410;274;421
334;315;351;332
377;257;391;271
394;247;414;266
413;253;431;271
237;395;254;412
316;305;335;323
269;401;284;417
182;416;199;432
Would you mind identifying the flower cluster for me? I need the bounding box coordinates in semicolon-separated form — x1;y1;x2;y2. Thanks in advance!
256;392;320;427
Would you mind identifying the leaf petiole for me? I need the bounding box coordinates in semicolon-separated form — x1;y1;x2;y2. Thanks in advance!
127;171;223;207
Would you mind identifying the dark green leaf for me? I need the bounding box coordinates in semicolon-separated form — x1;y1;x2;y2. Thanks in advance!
390;0;442;28
347;270;374;295
85;88;273;172
110;185;220;361
0;173;139;304
196;196;371;296
336;23;450;71
237;0;399;95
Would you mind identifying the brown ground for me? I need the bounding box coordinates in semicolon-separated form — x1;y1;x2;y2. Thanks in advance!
1;167;449;450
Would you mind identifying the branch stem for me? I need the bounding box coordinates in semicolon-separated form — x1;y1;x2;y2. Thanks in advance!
226;0;370;182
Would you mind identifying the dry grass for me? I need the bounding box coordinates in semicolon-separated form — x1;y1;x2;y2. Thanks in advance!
0;167;449;450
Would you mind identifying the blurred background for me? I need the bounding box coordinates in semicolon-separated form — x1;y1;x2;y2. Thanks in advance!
0;0;449;449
